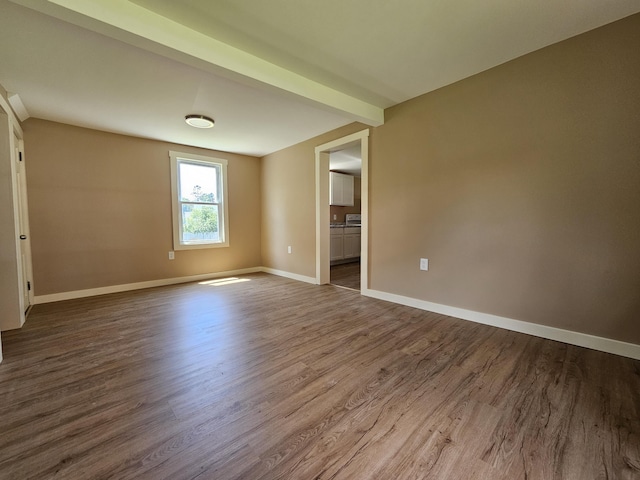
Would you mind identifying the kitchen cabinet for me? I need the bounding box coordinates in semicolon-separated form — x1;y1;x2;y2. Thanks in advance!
330;229;344;261
330;226;360;263
329;171;354;206
343;227;361;259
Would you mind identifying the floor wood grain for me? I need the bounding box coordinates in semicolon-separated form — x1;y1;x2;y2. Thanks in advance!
0;273;638;479
330;261;360;290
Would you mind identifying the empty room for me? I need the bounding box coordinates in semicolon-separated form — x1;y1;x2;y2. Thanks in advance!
1;1;639;479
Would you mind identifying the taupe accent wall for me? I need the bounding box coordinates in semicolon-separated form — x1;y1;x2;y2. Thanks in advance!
371;14;640;343
0;87;21;337
261;123;367;278
24;119;262;295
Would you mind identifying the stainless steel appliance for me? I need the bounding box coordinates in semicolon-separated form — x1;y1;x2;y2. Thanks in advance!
345;213;361;226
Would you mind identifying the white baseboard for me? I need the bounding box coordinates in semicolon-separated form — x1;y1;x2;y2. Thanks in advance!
33;267;263;304
362;288;640;361
260;267;317;285
32;266;316;305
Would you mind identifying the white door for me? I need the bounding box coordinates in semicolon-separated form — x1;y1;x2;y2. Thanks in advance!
14;134;33;313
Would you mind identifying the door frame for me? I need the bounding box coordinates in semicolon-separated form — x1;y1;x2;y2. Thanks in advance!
314;129;369;290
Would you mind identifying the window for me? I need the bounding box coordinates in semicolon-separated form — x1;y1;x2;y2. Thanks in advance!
170;151;229;249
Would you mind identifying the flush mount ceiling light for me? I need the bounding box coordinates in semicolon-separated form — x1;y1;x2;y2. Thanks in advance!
185;114;215;128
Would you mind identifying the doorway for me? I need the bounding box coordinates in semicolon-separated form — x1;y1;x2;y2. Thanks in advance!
315;129;369;291
329;145;361;289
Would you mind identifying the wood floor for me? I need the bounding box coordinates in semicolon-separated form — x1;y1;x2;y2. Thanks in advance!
0;273;638;480
330;261;360;290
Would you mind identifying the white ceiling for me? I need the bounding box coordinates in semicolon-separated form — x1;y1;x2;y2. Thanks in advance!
2;0;639;157
330;144;362;177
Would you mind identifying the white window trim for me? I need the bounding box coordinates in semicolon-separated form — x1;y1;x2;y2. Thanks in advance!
169;151;229;250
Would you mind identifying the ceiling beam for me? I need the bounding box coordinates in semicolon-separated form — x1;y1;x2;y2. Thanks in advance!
30;0;384;126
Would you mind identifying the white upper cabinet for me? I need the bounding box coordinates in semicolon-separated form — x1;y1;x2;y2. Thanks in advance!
329;171;354;206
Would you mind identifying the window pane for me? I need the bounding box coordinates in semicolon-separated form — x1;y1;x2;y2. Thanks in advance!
181;204;220;243
179;162;218;203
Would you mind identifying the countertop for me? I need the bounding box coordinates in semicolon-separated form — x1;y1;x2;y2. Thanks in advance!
330;223;361;228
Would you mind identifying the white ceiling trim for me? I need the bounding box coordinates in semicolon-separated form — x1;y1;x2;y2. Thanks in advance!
44;0;384;126
8;94;30;122
0;93;24;137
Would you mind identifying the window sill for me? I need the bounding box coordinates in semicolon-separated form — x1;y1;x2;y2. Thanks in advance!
173;241;229;251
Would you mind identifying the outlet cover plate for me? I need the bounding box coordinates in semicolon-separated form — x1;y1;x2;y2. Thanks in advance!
420;258;428;271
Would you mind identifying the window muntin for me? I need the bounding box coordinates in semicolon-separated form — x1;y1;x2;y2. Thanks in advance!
170;151;229;249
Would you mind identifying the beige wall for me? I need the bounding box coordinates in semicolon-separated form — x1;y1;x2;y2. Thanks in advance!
0;87;18;352
330;176;361;223
261;123;367;278
24;119;262;295
0;110;18;321
371;14;640;343
0;86;24;337
0;106;6;357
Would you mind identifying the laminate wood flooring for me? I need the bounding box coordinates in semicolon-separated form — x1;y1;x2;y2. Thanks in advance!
330;261;360;291
0;273;638;479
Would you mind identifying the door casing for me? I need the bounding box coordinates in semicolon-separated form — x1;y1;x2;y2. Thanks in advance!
314;129;369;290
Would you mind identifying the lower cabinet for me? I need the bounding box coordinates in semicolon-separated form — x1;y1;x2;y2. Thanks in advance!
330;231;344;261
343;231;361;259
330;227;361;263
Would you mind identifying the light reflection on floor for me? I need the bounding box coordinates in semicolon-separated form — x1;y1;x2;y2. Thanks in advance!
165;277;255;381
198;277;252;287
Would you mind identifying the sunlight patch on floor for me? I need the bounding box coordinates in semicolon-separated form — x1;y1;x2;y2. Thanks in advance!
199;277;251;287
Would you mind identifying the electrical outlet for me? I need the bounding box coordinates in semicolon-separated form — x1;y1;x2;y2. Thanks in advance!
168;251;175;260
287;246;292;254
333;214;337;220
420;258;429;271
